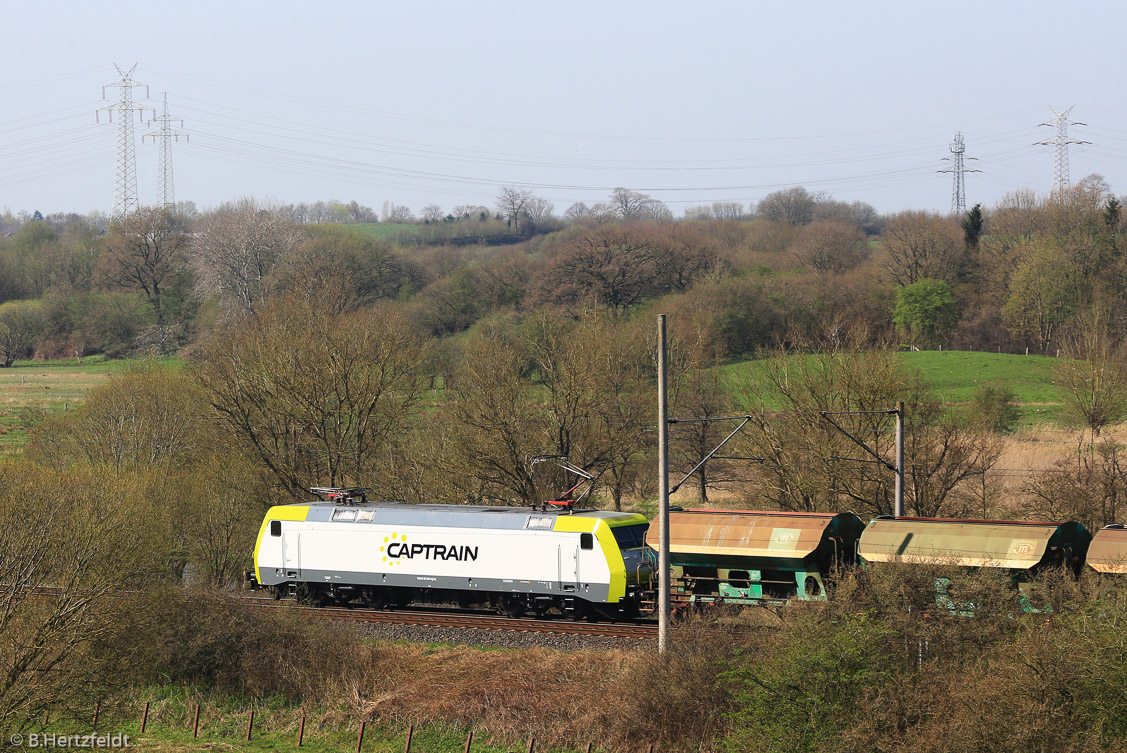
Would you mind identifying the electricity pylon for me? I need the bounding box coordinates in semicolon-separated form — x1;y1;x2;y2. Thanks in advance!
1036;105;1088;197
97;64;154;217
144;93;187;210
939;132;979;215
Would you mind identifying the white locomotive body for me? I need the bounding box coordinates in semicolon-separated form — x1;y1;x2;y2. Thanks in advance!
253;500;652;618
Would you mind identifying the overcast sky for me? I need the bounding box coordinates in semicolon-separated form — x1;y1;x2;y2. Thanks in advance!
3;1;1125;218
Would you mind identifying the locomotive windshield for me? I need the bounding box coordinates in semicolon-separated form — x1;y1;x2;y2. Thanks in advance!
611;524;648;549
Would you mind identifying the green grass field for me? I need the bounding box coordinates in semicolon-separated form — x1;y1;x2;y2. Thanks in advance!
0;357;181;450
899;350;1064;422
0;350;1071;453
39;689;589;753
720;349;1066;425
350;222;421;240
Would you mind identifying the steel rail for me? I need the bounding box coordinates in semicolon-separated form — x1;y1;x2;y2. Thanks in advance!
246;600;659;639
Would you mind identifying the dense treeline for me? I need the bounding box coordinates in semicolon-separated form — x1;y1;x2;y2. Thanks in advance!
4;178;1125;362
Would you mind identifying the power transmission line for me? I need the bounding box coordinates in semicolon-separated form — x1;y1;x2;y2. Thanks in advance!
1035;105;1088;196
144;93;186;209
938;132;979;214
97;63;153;217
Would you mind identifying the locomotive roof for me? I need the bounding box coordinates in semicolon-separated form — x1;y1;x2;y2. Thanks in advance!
282;501;646;531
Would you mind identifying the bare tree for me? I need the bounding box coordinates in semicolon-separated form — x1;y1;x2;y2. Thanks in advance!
101;207;189;325
272;225;422;309
191;198;303;316
344;200;378;223
0;463;155;726
438;312;651;507
440;325;542;504
1055;306;1127;438
737;344;996;517
610;188;654;219
711;201;748;220
536;224;717;311
881;210;963;286
452;204;491;221
1023;438;1127;531
30;364;211;471
523;196;555;226
0;301;43;367
496;186;533;232
383;202;415;222
564;202;592;221
1001;241;1081;352
683;206;714;220
421;204;445;222
755;186;816;225
788;218;869;273
608;187;671;221
536;227;662;311
193;296;428;496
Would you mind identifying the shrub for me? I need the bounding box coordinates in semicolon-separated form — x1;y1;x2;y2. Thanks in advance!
969;384;1022;433
93;586;368;701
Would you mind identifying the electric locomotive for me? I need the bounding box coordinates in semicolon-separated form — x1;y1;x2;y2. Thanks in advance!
252;488;654;620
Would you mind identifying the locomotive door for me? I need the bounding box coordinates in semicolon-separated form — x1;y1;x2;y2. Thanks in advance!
558;544;579;591
282;532;301;576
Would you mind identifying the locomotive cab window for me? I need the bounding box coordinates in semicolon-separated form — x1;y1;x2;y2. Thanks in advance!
580;533;594;550
611;524;648;549
270;520;282;537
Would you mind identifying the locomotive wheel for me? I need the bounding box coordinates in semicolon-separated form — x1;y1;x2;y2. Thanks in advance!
498;595;526;618
569;600;594;621
361;587;389;610
296;583;328;608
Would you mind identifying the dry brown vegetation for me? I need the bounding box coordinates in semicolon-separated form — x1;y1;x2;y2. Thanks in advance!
41;569;1127;753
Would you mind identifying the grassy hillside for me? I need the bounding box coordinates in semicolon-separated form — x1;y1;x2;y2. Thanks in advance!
0;350;1073;453
721;350;1066;425
349;222;420;240
0;357;179;450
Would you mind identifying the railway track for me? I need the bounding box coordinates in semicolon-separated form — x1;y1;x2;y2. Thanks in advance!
3;586;657;639
246;599;658;639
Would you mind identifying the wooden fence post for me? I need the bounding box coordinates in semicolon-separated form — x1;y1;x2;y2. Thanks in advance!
92;699;101;729
356;720;367;753
297;711;306;747
585;743;593;753
404;723;414;753
525;736;535;753
139;702;149;734
245;709;255;742
191;703;201;739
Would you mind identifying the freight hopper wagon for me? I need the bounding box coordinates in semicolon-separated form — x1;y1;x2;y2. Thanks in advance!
647;510;865;610
253;497;654;620
1087;524;1127;574
858;516;1092;612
